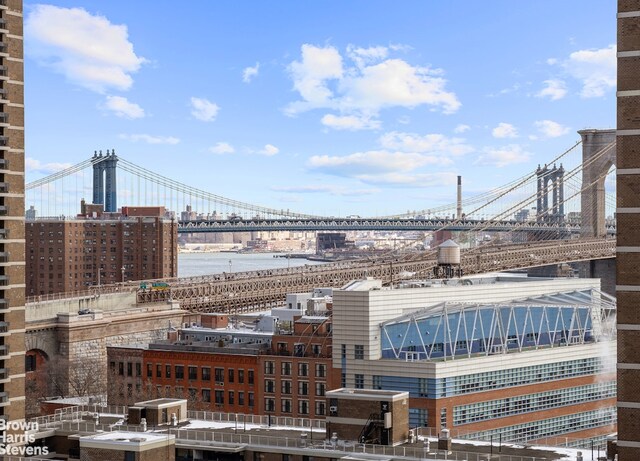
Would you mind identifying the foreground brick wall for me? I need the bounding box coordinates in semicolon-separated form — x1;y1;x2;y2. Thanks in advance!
617;1;640;458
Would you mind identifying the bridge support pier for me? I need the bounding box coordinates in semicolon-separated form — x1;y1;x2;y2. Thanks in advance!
575;259;616;296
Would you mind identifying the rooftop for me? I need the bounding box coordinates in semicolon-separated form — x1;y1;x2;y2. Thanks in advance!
29;405;606;461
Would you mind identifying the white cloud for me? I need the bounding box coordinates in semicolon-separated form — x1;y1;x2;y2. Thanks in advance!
321;114;381;131
258;144;279;156
119;134;179;144
103;96;144;119
286;44;343;110
565;44;616;98
454;124;470;133
339;58;460;114
356;172;458;187
536;79;567;101
209;142;235;154
492;122;518;139
534;120;570;138
346;45;389;68
26;157;73;174
379;131;473;156
308;150;447;177
25;5;146;93
271;184;378;196
242;62;260;83
285;44;460;129
475;145;530;167
190;97;219;122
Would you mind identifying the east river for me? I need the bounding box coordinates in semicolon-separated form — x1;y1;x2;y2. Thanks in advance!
177;252;325;278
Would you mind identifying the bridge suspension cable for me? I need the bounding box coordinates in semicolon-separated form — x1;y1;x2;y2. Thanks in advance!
115;158;322;219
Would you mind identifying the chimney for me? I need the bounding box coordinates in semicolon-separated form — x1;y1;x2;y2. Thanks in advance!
456;176;462;219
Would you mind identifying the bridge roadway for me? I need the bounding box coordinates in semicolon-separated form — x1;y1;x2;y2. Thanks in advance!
178;217;617;234
134;237;616;312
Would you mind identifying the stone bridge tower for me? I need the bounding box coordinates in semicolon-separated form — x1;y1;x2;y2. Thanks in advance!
578;129;616;237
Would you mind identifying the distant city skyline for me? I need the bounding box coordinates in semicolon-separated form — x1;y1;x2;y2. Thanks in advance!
24;0;616;216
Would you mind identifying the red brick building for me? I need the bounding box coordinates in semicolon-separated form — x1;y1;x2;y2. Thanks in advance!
26;205;177;295
143;348;260;413
107;312;339;419
259;316;338;418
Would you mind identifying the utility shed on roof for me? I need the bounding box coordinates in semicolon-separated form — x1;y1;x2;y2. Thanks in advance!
325;388;409;446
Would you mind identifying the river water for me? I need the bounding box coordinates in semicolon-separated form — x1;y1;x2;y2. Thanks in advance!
178;252;325;278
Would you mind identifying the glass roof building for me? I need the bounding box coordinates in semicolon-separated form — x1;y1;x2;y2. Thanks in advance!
332;274;616;449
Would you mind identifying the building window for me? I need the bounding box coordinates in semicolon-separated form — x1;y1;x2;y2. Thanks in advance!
315;400;326;416
165;365;171;378
202;367;211;381
135;363;141;377
298;400;309;415
228;368;235;383
26;355;36;372
281;399;292;413
175;365;184;379
119;362;124;376
248;369;254;385
228;391;235;405
315;363;326;378
354;345;364;360
265;380;275;393
215;367;224;384
156;364;162;378
265;398;276;412
418;378;428;397
188;366;198;380
373;375;382;390
315;382;325;396
355;374;364;389
298;362;309;377
248;392;254;407
282;380;292;395
215;390;224;405
147;364;152;378
127;363;133;377
264;361;275;375
238;369;245;384
440;408;447;428
202;389;211;403
341;344;346;358
281;362;292;376
239;392;245;406
341;373;346;387
298;381;309;396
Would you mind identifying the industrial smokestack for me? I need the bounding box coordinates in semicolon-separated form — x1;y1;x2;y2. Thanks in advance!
456;176;462;219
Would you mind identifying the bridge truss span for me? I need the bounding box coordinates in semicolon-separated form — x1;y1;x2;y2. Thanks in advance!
177;217;616;234
136;237;616;312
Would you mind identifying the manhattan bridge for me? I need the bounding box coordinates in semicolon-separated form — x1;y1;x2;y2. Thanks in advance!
25;130;617;312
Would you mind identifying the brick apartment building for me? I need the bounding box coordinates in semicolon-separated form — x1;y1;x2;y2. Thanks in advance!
26;204;177;295
108;307;338;419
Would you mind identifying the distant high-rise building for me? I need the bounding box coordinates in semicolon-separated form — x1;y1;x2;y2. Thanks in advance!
2;0;26;425
26;207;177;296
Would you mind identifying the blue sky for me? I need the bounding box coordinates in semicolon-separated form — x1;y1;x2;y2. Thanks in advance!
24;1;617;217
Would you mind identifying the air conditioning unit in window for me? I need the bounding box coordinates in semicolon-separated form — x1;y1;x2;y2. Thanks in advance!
329;406;338;413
